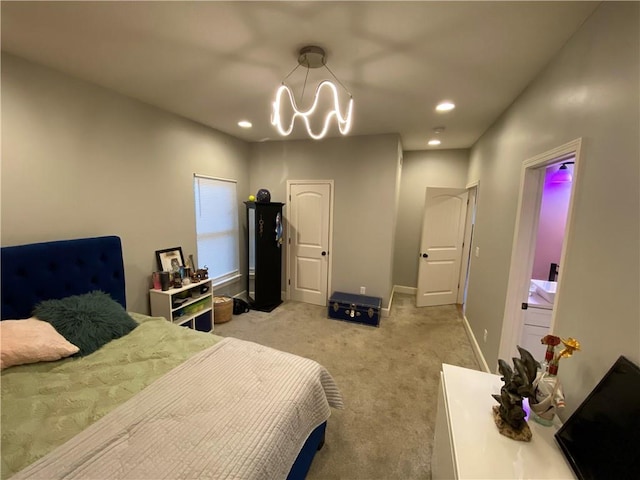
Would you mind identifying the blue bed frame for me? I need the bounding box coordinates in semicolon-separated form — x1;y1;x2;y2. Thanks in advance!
1;235;325;479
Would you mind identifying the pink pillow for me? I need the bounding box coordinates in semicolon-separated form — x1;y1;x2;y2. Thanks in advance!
1;318;79;369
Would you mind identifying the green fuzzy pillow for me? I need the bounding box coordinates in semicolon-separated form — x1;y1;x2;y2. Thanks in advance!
33;291;138;357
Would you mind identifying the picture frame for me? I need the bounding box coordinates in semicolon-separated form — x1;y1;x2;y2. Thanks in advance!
155;247;185;272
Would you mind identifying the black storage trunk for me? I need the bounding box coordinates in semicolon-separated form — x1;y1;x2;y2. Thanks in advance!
328;291;382;327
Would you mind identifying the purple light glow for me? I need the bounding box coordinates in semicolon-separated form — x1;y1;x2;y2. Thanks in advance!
550;164;573;183
531;163;573;280
523;397;531;421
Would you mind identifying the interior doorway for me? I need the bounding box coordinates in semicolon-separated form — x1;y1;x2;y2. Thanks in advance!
286;180;334;306
416;187;469;307
498;139;582;365
520;159;574;359
415;184;478;309
459;183;478;312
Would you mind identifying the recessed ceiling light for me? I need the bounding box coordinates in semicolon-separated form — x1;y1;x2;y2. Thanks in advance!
436;101;455;112
238;120;252;128
428;139;441;146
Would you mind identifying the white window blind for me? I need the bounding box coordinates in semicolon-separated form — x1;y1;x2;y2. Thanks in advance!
193;175;239;284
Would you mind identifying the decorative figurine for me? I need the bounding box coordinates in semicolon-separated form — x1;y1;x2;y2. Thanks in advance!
196;267;208;280
529;336;581;426
256;188;271;203
491;346;539;441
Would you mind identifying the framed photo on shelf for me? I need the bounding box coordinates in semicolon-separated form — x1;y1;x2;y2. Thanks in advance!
156;247;185;272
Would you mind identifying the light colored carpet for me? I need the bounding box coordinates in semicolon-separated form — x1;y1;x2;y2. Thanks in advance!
214;293;480;479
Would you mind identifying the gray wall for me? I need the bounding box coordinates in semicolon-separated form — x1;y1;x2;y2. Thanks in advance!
1;53;251;314
465;2;639;417
249;135;401;306
393;149;470;288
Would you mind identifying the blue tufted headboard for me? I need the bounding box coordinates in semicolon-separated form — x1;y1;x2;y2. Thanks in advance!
1;236;126;320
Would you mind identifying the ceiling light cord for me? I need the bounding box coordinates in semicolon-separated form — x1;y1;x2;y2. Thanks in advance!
301;67;310;103
282;63;302;82
323;63;352;98
282;63;351;104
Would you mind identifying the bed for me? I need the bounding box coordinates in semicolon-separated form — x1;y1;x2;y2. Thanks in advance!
1;235;342;479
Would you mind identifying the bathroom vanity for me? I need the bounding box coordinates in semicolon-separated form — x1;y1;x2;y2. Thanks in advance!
520;280;555;359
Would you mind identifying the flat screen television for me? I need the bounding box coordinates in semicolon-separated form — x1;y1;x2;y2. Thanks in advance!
555;355;640;480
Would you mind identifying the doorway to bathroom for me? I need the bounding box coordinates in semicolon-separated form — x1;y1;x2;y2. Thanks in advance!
498;139;582;364
520;157;574;359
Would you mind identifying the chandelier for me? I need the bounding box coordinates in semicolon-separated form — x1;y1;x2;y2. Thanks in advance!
271;46;354;140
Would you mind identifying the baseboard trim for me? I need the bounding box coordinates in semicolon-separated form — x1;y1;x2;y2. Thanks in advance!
462;314;491;373
381;288;395;318
381;285;417;318
393;285;417;295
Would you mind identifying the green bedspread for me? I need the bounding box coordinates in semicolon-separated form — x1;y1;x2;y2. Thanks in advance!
1;313;222;479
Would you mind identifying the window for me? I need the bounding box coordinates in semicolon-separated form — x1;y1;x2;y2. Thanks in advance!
193;175;239;285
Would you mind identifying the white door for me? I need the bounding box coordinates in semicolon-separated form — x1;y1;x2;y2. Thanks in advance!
288;182;332;306
458;185;478;307
417;187;468;307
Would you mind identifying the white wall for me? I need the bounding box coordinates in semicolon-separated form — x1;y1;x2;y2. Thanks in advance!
465;2;639;417
249;134;401;306
1;53;251;314
393;149;470;288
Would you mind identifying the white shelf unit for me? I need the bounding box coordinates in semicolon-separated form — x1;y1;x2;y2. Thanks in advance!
149;278;214;332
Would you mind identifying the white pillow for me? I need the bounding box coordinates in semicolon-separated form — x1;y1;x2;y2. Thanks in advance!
0;318;79;369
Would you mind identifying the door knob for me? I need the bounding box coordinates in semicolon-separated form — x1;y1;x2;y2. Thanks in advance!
321;251;327;256
422;253;429;258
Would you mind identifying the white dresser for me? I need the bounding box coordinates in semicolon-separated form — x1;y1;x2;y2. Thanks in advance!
432;364;575;479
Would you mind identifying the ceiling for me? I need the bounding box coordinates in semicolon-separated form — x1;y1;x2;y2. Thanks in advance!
1;1;599;151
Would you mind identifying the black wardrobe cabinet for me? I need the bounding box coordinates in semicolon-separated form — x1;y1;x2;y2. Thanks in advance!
245;201;284;312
